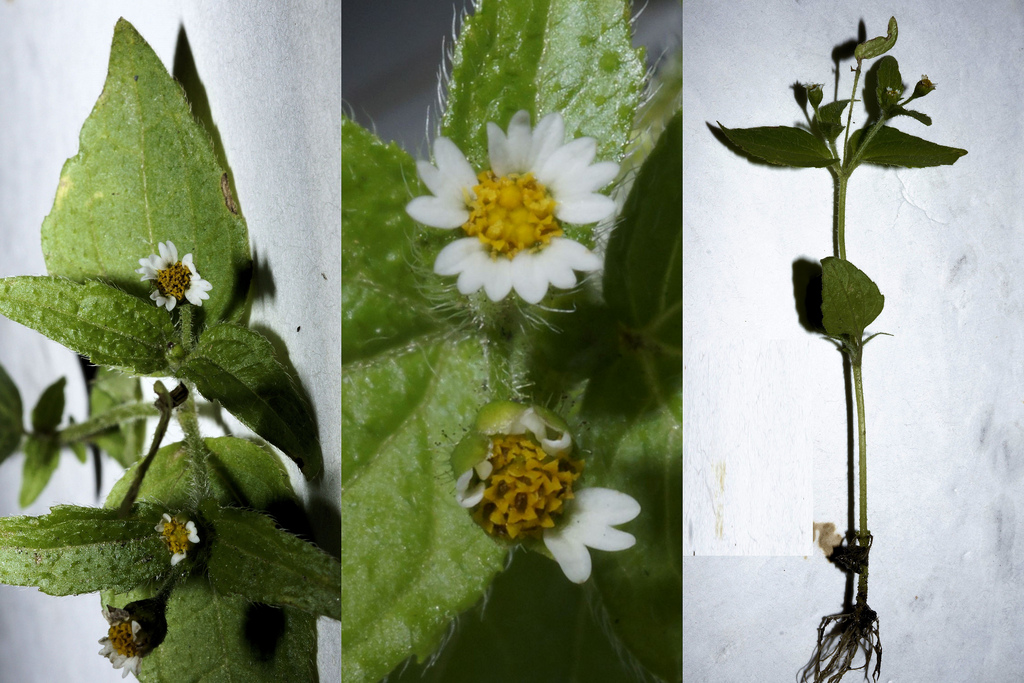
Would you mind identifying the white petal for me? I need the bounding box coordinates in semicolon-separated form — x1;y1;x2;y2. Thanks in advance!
515;408;548;440
574;487;642;526
170;552;185;566
456;251;500;296
490;110;533;175
479;257;513;301
510;252;549;304
474;459;493;479
186;521;200;544
528;112;566;171
543;238;602;273
158;241;178;263
541;430;572;455
555;194;617;225
416;159;450;199
460;482;485;508
181;253;195;270
536;137;597;188
543;528;592;584
434;238;486;275
406;196;468;229
487;122;512;177
433;137;477;191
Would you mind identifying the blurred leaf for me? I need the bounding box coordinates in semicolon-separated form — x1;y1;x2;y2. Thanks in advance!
341;118;441;363
0;362;24;464
854;16;898;61
342;336;506;683
105;436;297;512
19;436;62;507
719;124;837;167
31;376;66;434
40;18;251;325
849;125;966;168
206;504;339;620
821;256;884;339
0;277;175;375
0;504;166;595
443;0;644;167
90;368;146;468
178;324;322;478
389;550;638;683
134;577;317;683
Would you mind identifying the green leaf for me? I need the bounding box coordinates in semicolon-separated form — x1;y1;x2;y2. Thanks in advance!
342;336;506;683
0;504;167;594
849;125;967;168
178;324;322;478
388;550;639;683
0;277;175;375
443;0;644;167
40;18;251;326
875;55;903;109
341;118;441;362
855;16;898;61
815;100;849;142
206;504;339;620
605;111;681;356
89;368;146;468
584;392;682;683
718;124;838;167
0;362;24;464
890;106;932;126
19;436;62;507
821;256;885;339
105;436;297;512
132;577;317;683
31;376;66;434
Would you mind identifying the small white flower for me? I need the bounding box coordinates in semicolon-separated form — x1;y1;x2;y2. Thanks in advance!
155;512;200;566
406;110;617;303
98;605;144;679
543;487;641;584
136;240;213;311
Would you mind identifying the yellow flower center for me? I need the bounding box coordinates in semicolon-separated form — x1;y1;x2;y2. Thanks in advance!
156;262;191;300
160;518;193;556
462;171;561;258
473;434;582;540
108;621;138;658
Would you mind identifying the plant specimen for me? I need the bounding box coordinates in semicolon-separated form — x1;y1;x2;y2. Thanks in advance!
717;17;966;682
341;0;681;681
0;19;339;680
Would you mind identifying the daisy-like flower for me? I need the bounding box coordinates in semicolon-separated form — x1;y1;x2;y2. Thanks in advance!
98;605;148;679
136;241;213;311
406;110;617;303
155;512;200;566
451;401;640;583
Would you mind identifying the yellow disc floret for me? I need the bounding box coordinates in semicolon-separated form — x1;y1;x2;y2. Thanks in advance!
155;261;192;301
108;621;139;658
462;171;561;259
159;517;193;556
473;434;583;540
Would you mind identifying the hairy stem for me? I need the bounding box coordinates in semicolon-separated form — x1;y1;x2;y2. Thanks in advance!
118;382;180;517
58;401;160;445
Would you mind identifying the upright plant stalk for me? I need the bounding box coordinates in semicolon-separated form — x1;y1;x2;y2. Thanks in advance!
852;359;869;600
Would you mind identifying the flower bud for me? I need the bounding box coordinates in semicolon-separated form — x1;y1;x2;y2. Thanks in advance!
912;75;935;99
806;83;823;109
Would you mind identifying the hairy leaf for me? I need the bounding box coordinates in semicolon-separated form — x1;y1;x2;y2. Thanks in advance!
342;336;506;683
0;505;166;595
206;504;340;620
855;16;898;61
178;324;321;478
40;19;251;326
443;0;644;167
341;118;440;362
719;124;838;167
133;577;317;683
0;277;175;375
821;256;885;339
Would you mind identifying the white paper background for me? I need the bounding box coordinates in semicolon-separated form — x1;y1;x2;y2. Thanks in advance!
684;0;1024;680
0;3;340;682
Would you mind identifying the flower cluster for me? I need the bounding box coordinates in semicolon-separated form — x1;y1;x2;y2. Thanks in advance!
407;110;617;304
155;512;200;566
452;401;640;583
136;240;212;311
98;605;149;678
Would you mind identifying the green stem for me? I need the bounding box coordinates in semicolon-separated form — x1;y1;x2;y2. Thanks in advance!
180;304;195;352
118;383;176;517
852;357;870;599
177;384;210;498
58;401;160;445
834;172;848;261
